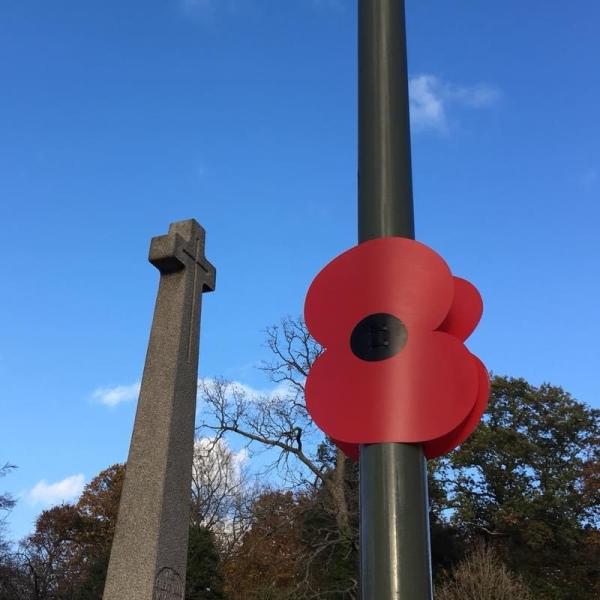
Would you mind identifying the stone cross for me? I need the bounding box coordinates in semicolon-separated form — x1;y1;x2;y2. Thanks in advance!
103;219;216;600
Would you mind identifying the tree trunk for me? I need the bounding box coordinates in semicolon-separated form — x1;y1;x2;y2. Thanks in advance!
329;449;351;538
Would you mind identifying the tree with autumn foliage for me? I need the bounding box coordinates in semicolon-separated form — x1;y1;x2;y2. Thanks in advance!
2;318;598;598
9;462;226;600
199;318;600;599
198;318;359;598
13;464;124;599
221;491;307;599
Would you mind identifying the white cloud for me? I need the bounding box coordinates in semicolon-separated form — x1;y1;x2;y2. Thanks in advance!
409;74;501;133
92;381;141;407
28;474;85;507
410;75;447;131
231;445;249;469
449;83;501;108
199;378;293;403
195;436;249;475
93;377;288;409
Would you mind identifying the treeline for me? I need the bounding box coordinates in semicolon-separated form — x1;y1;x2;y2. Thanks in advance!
1;319;598;599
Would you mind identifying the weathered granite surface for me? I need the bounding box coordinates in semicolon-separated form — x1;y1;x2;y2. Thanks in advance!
103;220;215;600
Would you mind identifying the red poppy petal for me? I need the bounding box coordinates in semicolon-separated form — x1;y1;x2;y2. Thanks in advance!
332;439;359;461
437;277;483;342
305;238;454;346
423;355;490;459
334;356;489;460
305;332;479;444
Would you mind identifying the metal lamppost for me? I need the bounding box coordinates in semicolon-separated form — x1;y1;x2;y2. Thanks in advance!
304;2;487;598
358;1;432;598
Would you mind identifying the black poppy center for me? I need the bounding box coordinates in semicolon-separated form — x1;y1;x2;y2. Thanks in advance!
350;313;408;362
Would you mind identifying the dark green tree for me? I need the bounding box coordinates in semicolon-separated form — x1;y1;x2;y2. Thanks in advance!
428;459;465;579
222;491;307;599
71;552;111;600
440;376;600;599
185;525;224;600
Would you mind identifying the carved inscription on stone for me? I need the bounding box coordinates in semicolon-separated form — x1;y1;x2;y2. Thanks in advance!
153;567;184;600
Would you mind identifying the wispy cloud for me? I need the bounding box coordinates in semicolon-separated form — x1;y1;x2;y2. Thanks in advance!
93;378;288;408
409;74;501;133
195;436;249;474
199;378;293;403
92;382;140;407
28;474;85;507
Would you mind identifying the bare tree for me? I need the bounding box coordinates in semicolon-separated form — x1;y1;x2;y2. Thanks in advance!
435;543;533;600
198;317;353;537
197;317;359;598
0;463;22;600
190;436;256;557
261;316;321;403
0;463;16;529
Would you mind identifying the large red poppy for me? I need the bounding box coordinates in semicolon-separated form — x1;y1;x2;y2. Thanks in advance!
304;237;489;460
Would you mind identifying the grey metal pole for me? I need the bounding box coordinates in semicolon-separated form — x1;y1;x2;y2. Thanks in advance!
358;1;433;598
358;0;414;242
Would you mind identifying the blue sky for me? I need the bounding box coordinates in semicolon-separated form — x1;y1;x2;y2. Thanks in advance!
1;0;599;541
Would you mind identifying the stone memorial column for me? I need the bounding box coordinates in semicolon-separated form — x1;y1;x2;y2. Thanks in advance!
103;219;216;600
